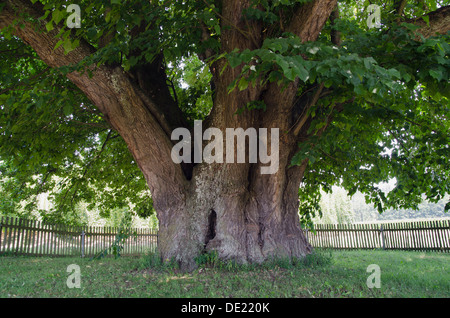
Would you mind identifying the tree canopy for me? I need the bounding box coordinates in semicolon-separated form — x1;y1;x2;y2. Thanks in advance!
0;0;449;228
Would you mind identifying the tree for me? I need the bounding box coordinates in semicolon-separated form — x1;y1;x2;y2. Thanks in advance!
312;186;354;224
1;0;449;270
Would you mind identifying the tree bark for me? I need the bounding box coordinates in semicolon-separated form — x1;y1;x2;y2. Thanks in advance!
407;5;450;38
156;137;313;271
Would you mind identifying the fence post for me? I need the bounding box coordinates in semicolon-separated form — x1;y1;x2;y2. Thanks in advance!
380;224;385;250
81;230;85;258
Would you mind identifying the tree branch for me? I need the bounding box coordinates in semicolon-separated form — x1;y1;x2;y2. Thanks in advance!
291;83;325;136
330;4;341;46
287;0;338;42
128;21;189;133
408;5;450;38
394;0;408;16
261;0;338;134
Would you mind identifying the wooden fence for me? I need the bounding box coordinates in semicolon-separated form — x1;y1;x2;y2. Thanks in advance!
0;216;158;258
305;219;450;252
2;217;450;257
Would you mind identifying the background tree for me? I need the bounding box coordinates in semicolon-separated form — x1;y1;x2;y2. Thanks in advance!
1;0;449;270
312;186;354;224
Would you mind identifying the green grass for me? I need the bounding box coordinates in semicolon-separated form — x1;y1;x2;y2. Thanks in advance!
0;249;449;298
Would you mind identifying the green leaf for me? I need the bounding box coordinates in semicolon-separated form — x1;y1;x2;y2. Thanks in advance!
238;77;249;91
422;15;430;27
387;68;401;79
52;9;65;25
324;79;333;88
63;104;73;116
214;24;221;35
291;56;309;82
62;39;72;53
275;55;290;77
228;53;242;68
105;10;112;23
86;27;98;41
429;69;443;81
54;39;64;50
45;21;54;32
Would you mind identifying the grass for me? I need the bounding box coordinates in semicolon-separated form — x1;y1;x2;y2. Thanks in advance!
0;249;449;298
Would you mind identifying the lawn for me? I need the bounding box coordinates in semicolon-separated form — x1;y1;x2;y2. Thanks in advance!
0;249;449;298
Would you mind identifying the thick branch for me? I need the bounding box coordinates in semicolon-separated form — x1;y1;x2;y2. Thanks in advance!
288;0;338;42
261;0;339;130
394;0;408;15
128;23;189;133
330;4;341;46
208;0;264;129
292;83;325;136
409;5;450;38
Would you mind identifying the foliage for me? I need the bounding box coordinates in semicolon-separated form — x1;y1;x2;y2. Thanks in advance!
0;0;449;226
314;187;354;224
312;184;450;224
352;190;450;222
166;55;214;124
291;9;450;223
194;250;220;268
91;212;136;259
137;251;180;272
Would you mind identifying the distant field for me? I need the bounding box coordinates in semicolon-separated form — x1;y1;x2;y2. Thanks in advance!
0;249;449;298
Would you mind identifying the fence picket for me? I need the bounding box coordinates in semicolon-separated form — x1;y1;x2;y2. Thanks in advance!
35;220;40;256
396;222;401;249
400;222;405;249
25;219;30;255
18;219;23;254
425;221;431;250
432;220;438;249
436;220;444;251
29;220;34;255
55;223;60;256
317;224;322;248
11;218;17;253
46;223;50;256
39;220;44;256
416;221;422;251
351;224;357;249
415;221;421;250
392;222;397;249
361;224;365;248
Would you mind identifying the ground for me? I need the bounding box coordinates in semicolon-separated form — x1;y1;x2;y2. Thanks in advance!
1;249;449;298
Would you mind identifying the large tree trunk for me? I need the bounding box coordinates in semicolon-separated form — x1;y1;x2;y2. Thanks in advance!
156;146;312;271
